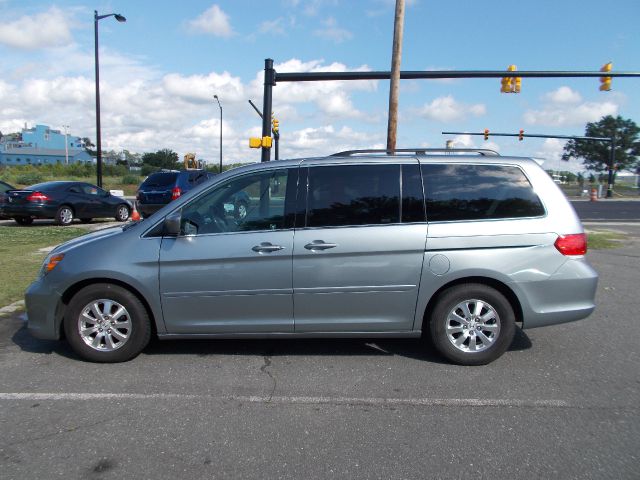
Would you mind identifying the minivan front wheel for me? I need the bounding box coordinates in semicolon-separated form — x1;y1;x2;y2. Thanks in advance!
64;283;151;363
429;284;515;366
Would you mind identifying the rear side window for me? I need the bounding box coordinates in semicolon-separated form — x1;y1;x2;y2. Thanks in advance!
142;173;178;188
421;164;545;222
307;164;400;227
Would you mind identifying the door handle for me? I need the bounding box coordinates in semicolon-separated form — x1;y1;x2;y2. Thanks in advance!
304;240;338;251
252;242;285;253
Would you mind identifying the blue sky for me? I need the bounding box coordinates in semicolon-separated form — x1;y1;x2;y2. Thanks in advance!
1;0;639;172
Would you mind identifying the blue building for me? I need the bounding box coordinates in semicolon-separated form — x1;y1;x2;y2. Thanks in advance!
0;124;93;166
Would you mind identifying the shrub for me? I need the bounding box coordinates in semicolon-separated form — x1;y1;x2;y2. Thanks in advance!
16;172;44;185
121;174;141;185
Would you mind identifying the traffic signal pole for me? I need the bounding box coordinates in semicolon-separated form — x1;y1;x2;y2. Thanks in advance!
258;58;639;163
443;130;617;197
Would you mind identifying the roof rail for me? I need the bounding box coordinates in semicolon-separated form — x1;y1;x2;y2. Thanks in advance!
330;148;500;157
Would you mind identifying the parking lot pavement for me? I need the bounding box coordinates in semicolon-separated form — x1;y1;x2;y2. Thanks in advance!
1;236;639;478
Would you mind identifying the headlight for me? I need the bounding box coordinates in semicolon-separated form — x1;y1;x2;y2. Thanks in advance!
40;253;64;277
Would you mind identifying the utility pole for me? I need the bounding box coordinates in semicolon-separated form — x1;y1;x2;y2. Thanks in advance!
386;0;405;153
63;125;69;165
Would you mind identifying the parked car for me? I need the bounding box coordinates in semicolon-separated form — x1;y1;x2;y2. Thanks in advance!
4;181;131;225
25;149;597;365
136;169;212;218
137;169;250;220
0;180;16;219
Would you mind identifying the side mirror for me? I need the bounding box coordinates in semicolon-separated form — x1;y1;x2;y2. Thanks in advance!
163;210;182;236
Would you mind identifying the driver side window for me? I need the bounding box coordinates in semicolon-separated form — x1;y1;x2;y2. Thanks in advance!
180;169;289;236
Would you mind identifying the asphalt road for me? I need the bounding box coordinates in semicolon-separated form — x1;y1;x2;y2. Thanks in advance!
1;230;639;479
571;199;640;222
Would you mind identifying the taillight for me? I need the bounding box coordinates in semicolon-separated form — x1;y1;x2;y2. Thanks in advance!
554;233;587;256
26;191;49;202
171;186;181;200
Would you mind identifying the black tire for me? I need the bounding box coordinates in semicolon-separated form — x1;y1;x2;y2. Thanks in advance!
115;204;130;222
14;216;33;226
55;205;74;226
64;283;151;363
80;218;93;224
429;283;515;366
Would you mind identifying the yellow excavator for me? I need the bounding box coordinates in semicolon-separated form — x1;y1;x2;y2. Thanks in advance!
183;152;204;170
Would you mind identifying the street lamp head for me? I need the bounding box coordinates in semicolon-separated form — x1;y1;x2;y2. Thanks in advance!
114;14;126;22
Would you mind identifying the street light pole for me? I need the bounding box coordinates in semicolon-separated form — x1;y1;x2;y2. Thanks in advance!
94;10;126;187
63;125;69;165
214;95;222;173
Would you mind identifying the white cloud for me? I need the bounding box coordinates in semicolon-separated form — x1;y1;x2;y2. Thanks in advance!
0;7;73;50
524;86;619;127
524;101;618;127
543;86;582;104
418;96;486;122
188;5;234;37
259;18;286;35
0;50;386;165
313;17;353;43
163;72;245;104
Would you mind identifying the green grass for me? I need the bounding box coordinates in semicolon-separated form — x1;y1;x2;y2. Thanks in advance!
0;225;86;307
587;230;626;250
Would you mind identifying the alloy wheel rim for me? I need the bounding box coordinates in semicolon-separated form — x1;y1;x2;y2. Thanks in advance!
445;299;501;353
61;208;73;224
118;206;129;220
78;299;132;351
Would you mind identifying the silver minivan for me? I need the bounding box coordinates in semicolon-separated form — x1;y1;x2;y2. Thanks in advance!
25;149;598;365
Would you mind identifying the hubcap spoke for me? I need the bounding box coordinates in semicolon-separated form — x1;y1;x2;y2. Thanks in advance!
473;301;485;317
477;331;494;346
110;328;128;341
448;311;469;326
90;303;104;322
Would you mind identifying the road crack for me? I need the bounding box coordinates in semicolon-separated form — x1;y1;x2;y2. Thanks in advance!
260;354;277;402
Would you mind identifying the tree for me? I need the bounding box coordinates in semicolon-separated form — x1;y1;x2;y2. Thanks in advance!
141;149;180;171
562;115;640;172
82;137;96;156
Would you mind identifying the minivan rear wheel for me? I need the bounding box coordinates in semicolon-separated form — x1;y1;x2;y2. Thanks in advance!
429;283;515;366
64;283;151;363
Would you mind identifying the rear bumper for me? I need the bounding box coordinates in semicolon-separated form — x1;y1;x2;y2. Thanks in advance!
137;203;166;217
3;203;58;218
514;258;598;329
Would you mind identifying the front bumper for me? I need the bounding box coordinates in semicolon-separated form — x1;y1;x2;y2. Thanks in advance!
25;278;64;340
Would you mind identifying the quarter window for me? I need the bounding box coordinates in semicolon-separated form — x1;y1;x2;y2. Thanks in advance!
421;164;545;222
306;164;400;228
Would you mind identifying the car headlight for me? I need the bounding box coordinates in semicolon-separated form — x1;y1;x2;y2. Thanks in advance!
40;253;64;277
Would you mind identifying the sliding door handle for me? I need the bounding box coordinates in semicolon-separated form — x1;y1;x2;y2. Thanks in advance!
304;240;338;251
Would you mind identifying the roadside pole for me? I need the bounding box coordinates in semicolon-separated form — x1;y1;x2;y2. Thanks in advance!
386;0;405;153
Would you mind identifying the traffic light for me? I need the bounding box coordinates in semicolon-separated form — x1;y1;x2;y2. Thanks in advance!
484;129;490;141
514;76;522;93
600;62;612;91
249;136;273;148
272;117;279;134
501;65;517;93
518;129;524;141
500;76;511;93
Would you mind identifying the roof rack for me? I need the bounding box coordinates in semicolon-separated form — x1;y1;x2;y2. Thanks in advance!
330;148;500;157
